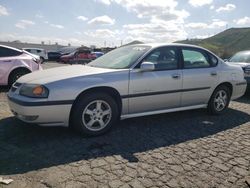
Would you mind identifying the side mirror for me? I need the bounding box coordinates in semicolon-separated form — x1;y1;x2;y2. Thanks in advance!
223;59;228;62
140;62;155;72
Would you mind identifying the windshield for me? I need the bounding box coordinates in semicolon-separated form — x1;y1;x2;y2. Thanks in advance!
88;45;151;69
229;51;250;63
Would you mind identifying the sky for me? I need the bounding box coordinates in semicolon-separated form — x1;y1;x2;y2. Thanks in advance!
0;0;250;47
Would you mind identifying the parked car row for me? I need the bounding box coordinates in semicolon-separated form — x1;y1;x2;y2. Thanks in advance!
60;49;102;64
0;44;106;87
18;46;105;64
40;47;104;64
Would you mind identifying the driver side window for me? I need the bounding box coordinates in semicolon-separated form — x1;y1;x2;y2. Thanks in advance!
142;47;178;70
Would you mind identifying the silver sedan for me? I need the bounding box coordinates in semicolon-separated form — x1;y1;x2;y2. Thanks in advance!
8;43;247;136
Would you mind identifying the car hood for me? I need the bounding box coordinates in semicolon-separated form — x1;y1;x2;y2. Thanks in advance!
17;65;123;84
227;62;250;67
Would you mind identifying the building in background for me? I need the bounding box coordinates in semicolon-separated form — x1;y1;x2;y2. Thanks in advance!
0;41;65;52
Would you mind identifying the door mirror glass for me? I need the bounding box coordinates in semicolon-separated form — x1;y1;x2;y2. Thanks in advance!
140;62;155;72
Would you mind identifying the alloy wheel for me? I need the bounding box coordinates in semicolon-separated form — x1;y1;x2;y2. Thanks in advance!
82;100;112;131
214;90;228;111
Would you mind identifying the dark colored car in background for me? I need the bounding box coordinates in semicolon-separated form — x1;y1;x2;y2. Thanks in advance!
60;49;96;64
48;51;62;61
92;51;104;58
227;50;250;91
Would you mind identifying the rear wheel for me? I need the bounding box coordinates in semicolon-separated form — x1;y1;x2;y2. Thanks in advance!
71;93;119;136
8;69;29;86
208;85;231;115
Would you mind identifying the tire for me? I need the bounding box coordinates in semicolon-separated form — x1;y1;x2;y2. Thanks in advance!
8;69;29;86
71;92;119;136
208;85;231;115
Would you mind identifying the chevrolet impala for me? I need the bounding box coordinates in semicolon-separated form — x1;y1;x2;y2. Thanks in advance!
8;44;247;136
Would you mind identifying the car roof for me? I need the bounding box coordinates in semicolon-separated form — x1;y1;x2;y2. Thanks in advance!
134;43;205;49
0;44;22;52
132;43;218;57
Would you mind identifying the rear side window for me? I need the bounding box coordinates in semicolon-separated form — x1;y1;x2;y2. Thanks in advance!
0;47;22;57
182;49;212;68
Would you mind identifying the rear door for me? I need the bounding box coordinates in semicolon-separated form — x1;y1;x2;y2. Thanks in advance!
180;47;219;106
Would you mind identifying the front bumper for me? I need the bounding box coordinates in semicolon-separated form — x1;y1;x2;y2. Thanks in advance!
7;95;72;127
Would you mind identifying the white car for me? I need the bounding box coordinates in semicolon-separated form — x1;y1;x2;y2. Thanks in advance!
0;45;42;86
8;43;247;136
23;48;48;63
227;50;250;91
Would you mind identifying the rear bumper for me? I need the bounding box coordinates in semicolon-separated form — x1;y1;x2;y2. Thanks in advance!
7;95;72;127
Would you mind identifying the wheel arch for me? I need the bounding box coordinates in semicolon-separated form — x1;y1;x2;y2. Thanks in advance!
209;82;233;103
69;86;122;124
216;82;233;96
8;67;31;85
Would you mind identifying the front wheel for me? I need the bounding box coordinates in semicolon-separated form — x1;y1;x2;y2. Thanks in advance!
71;93;119;136
208;85;231;115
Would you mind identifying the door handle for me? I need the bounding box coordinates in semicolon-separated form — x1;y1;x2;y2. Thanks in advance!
172;73;181;79
210;71;217;76
3;60;11;62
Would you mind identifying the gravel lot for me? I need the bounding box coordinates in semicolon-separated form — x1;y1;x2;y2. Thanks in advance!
0;62;249;188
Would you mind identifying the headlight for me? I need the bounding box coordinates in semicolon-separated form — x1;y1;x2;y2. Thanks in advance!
19;84;49;98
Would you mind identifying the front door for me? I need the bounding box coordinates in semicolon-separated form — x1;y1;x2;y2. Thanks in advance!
128;46;182;114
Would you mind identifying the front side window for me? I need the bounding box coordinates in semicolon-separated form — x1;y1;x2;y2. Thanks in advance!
141;47;178;70
182;49;210;68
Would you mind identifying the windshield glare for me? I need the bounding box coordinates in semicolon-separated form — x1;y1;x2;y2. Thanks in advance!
229;52;250;63
88;45;151;69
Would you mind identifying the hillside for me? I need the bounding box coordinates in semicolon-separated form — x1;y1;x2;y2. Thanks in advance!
176;27;250;58
123;40;144;46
